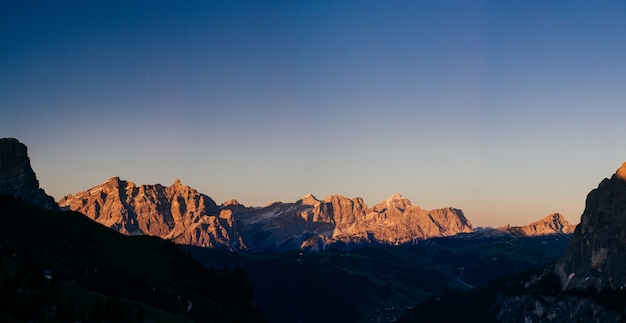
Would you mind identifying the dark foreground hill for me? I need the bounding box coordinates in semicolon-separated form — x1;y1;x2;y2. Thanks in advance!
0;194;265;322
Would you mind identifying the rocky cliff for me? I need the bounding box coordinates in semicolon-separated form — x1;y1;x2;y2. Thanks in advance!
555;162;626;290
0;138;58;210
492;162;626;322
59;177;245;250
61;180;473;251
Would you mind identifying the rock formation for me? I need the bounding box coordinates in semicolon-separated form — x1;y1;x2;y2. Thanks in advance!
491;162;626;322
555;162;626;290
61;180;473;251
234;192;472;251
59;177;245;250
0;138;58;210
504;213;575;237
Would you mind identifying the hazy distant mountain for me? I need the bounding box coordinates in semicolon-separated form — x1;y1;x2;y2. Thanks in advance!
498;213;575;237
60;179;474;251
496;162;626;321
0;138;58;210
402;162;626;322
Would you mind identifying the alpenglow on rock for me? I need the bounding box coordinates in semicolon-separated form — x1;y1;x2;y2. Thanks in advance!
0;138;58;210
556;162;626;290
59;177;245;250
503;213;575;237
60;180;473;251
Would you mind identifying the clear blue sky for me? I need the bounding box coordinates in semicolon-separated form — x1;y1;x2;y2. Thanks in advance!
2;0;626;226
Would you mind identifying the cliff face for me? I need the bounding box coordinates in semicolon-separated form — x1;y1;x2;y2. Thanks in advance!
491;162;626;322
59;177;245;250
555;162;626;290
0;138;58;210
61;181;473;251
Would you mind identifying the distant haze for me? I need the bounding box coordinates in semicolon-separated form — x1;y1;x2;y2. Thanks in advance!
2;1;626;227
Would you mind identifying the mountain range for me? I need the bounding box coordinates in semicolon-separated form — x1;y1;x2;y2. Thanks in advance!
1;137;601;322
58;176;574;252
0;137;575;253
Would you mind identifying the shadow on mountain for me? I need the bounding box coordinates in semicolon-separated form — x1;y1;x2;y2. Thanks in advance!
0;194;265;322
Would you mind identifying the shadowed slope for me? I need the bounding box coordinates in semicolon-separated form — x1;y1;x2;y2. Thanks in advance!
0;194;265;322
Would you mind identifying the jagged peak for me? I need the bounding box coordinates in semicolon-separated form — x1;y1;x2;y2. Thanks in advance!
168;178;194;192
101;176;128;189
300;193;320;205
107;176;121;183
385;193;412;208
81;177;128;195
170;178;186;188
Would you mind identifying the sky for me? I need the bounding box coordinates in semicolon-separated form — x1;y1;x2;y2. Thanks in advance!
2;1;626;227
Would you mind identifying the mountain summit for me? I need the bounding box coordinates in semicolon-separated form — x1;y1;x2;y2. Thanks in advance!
0;138;58;210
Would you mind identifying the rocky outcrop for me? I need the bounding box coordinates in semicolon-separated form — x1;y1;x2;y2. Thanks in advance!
505;213;575;237
0;138;58;210
555;162;626;290
59;177;245;250
61;180;473;251
491;162;626;322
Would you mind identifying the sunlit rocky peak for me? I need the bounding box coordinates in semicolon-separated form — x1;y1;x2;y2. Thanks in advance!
300;193;320;205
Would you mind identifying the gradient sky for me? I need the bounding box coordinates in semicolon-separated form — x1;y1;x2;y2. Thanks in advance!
2;1;626;227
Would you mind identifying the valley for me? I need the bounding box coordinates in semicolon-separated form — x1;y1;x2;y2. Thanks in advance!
183;234;570;322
